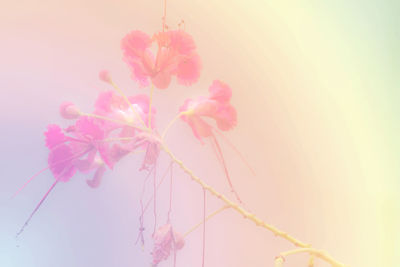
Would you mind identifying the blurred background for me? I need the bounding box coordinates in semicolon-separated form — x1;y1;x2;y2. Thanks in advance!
1;1;399;266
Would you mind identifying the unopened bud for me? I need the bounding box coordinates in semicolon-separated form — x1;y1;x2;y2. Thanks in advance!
60;102;80;119
99;70;112;84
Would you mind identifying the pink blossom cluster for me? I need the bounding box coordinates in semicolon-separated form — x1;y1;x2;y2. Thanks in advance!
19;29;238;266
45;29;236;188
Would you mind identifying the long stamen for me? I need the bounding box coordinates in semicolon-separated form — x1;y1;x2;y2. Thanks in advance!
140;162;172;218
135;166;155;246
162;0;167;31
109;81;148;128
81;112;146;131
161;112;186;139
16;180;59;238
211;134;243;204
152;162;158;236
209;136;224;165
212;126;256;175
11;167;49;199
12;147;92;198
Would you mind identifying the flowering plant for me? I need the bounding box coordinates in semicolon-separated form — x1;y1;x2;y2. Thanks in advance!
14;7;348;267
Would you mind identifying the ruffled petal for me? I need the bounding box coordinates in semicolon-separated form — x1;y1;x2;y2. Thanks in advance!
209;80;232;103
75;117;104;141
121;30;152;58
48;144;77;182
169;30;196;55
215;105;237;131
44;124;66;149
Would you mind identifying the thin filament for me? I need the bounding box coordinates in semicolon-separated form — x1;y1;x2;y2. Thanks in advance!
82;112;145;131
162;0;167;31
12;147;92;198
212;126;256;175
11;167;49;199
141;162;173;217
16;180;59;238
135;166;155;245
152;162;158;236
110;81;147;128
211;134;243;204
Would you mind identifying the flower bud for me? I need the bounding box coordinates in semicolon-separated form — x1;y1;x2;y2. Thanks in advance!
59;102;80;119
99;70;112;84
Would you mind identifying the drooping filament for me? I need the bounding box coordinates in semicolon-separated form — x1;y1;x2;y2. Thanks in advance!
12;167;50;199
136;166;155;246
12;147;92;198
136;162;173;246
153;162;158;236
16;181;59;238
211;134;243;204
212;126;256;176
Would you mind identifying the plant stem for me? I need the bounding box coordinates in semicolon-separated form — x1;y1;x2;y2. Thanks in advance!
183;205;229;237
161;143;348;267
277;248;347;267
161;112;186;139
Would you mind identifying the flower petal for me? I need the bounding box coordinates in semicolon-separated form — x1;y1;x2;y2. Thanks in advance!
44;124;66;149
48;144;77;182
209;80;232;103
176;53;201;86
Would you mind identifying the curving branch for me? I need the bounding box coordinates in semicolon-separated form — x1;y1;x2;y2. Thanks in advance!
161;142;348;267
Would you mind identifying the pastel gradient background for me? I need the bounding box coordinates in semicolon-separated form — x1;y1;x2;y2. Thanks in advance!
1;1;399;267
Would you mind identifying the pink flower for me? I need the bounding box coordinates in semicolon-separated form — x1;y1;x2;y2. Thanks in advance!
44;117;112;185
152;224;185;266
121;30;201;89
93;90;161;171
136;132;161;171
179;80;237;141
45;124;67;149
94;91;156;130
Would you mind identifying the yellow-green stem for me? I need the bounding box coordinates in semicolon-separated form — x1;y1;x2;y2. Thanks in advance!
161;143;347;267
277;248;347;267
183;205;229;237
161;112;185;139
308;255;315;267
